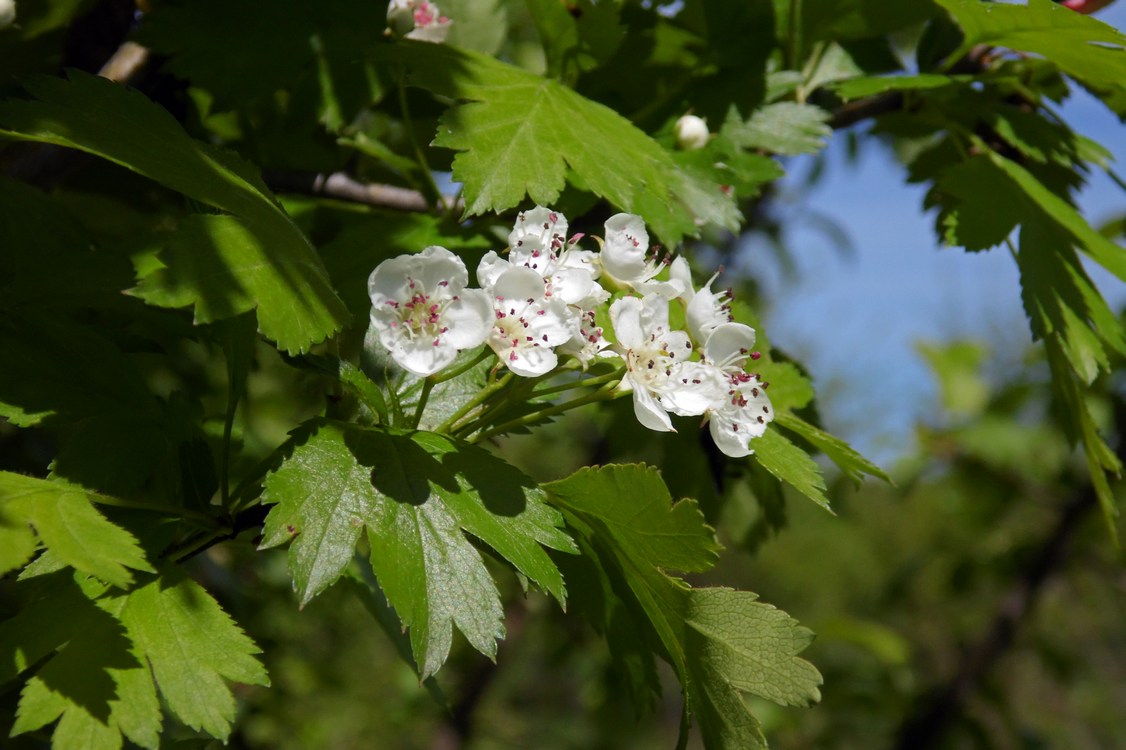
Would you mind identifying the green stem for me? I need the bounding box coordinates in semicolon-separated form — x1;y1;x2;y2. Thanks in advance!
431;348;491;384
468;382;626;444
88;493;220;529
397;70;444;209
528;368;625;399
434;371;514;434
412;377;435;428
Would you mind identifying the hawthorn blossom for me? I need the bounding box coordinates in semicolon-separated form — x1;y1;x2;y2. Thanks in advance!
708;372;773;457
610;294;716;432
699;322;773;457
556;307;613;367
598;213;664;290
0;0;15;30
386;0;451;42
484;267;573;377
675;114;710;150
368;246;491;377
669;257;734;343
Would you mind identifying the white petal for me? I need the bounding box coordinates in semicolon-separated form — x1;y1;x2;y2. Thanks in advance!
390;335;460;377
632;384;675;432
506;345;558;377
476;251;508;291
668;257;694;302
703;323;756;370
510;206;568;249
609;296;645;350
440;289;493;349
493;266;548;302
660;362;726;417
709;415;753;458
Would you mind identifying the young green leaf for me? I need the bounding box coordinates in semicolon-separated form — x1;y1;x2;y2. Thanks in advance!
726;102;832;156
752;430;832;511
545;465;822;750
376;42;737;244
0;473;153;588
260;421;575;677
776;413;892;485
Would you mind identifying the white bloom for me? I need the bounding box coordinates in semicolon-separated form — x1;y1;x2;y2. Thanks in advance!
368;247;491;377
557;307;613;367
599;213;657;288
0;0;15;29
510;206;568;253
708;373;773;457
675;114;709;150
669;256;734;343
486;267;573;377
698;322;772;457
386;0;451;43
610;295;715;432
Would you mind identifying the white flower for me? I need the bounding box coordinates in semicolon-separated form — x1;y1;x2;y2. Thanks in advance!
485;267;573;377
708;373;773;457
698;322;772;457
610;295;716;432
599;213;657;287
556;307;613;367
509;206;568;254
669;256;734;343
0;0;15;29
675;114;709;150
368;246;491;377
386;0;451;43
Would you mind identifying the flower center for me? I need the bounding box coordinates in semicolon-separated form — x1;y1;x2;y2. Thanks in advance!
493;296;547;361
386;276;453;346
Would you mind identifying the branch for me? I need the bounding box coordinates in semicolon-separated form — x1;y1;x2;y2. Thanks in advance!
261;169;461;214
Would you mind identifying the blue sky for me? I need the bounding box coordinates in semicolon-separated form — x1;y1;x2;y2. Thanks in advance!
744;4;1126;465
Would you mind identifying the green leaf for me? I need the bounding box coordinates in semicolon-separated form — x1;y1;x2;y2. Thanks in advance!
802;0;937;42
752;430;832;510
5;569;267;748
131;213;346;352
934;0;1126;93
727;102;832;156
377;41;736;244
0;177;133;312
260;421;575;677
935;154;1024;250
831;73;965;101
0;473;153;588
0;71;347;353
116;569;269;740
776;413;892;485
545;465;821;750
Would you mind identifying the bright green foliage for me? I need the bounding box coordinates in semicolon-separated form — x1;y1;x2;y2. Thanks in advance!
0;473;153;588
546;465;821;750
5;570;268;748
934;0;1126;92
752;430;832;511
260;421;575;677
831;73;966;100
378;42;739;244
776;414;892;486
0;71;347;353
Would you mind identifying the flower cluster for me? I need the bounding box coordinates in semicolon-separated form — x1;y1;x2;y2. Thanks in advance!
367;207;773;456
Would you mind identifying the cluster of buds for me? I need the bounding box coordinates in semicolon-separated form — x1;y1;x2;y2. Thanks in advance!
367;207;773;457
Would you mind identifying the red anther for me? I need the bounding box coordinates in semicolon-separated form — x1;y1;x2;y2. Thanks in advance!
750;352;761;360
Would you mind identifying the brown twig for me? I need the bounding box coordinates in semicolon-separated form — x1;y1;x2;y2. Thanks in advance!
261;169;461;214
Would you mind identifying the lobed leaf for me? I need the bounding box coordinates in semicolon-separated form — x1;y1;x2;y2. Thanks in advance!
375;41;737;245
545;465;821;750
260;420;575;677
0;472;153;588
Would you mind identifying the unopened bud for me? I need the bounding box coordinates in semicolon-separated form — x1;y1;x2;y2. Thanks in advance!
0;0;16;29
675;114;709;150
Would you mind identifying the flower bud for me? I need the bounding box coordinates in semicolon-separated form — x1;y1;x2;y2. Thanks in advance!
0;0;16;30
675;114;709;150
